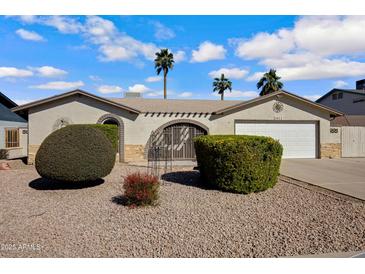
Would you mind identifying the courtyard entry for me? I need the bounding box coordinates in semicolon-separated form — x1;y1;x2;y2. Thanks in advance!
149;122;207;160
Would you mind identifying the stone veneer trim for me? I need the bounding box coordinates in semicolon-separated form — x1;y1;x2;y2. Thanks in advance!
320;143;341;159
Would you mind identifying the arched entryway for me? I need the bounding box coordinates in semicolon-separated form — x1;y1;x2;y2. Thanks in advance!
97;114;124;162
148;119;208;160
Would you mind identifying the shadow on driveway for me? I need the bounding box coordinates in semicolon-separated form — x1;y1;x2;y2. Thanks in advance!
29;178;105;190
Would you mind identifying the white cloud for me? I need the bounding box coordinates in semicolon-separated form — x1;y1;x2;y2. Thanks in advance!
234;29;294;59
0;67;33;78
97;85;123;94
31;66;67;77
86;16;115;36
234;16;365;82
17;16;38;23
0;66;67;79
173;50;186;63
128;84;150;93
333;80;349;88
12;15;160;63
145;76;162;82
15;16;83;34
246;72;264;82
234;16;365;60
83;16;158;62
15;29;45;42
191;41;226;62
43;16;83;34
209;67;248;79
151;21;175;40
293;16;365;56
83;16;159;62
30;81;84;90
89;75;102;81
278;58;365;81
178;92;193;98
261;53;319;68
98;45;133;61
248;58;365;81
303;95;321;101
213;90;258;99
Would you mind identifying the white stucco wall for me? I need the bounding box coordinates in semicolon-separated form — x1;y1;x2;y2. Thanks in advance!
28;95;213;146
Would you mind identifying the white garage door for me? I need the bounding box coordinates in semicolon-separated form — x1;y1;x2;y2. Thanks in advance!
235;122;317;158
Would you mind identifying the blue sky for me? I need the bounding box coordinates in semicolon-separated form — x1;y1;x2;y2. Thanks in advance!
1;15;365;104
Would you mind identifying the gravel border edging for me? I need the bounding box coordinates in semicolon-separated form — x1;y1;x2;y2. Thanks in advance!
280;175;365;204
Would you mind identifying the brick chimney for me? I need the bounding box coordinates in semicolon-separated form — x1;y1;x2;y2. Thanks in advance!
124;91;142;98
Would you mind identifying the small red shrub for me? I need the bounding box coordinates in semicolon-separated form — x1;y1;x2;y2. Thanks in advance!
123;172;160;206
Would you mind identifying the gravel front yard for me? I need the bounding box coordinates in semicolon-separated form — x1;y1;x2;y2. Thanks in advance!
1;164;365;257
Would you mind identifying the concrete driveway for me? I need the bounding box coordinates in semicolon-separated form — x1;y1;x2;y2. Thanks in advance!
280;158;365;200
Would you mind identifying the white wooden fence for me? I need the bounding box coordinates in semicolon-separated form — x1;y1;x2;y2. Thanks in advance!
342;126;365;157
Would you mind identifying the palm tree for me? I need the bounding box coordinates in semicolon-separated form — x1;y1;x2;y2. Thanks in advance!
256;69;284;96
154;49;174;99
213;73;232;101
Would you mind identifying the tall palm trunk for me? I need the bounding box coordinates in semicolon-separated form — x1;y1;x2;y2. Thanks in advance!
163;68;167;99
221;92;224;101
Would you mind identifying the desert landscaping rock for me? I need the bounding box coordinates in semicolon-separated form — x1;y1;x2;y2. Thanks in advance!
0;164;365;257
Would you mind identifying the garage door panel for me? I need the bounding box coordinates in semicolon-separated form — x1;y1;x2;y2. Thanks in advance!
235;122;316;159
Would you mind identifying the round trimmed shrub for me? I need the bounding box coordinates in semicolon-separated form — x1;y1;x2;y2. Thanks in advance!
194;135;283;194
35;125;115;182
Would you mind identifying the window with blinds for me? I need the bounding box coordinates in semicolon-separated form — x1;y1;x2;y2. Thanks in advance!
5;128;20;148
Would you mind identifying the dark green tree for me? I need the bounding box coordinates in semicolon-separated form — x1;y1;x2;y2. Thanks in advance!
213;73;232;101
154;49;174;99
257;69;284;96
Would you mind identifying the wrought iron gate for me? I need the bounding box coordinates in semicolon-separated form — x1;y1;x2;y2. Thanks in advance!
148;123;207;161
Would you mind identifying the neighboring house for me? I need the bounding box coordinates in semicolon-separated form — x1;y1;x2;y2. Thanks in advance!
316;79;365;115
0;92;28;159
12;89;342;164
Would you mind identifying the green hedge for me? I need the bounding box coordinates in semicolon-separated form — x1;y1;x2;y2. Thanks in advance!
194;135;283;194
85;124;118;151
35;125;115;182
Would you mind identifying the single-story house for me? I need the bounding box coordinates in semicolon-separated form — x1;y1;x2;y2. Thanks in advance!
0;92;28;159
316;79;365;115
12;89;342;164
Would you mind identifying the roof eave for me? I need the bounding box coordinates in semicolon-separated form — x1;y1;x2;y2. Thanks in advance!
214;90;343;116
12;89;141;114
0;91;18;108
